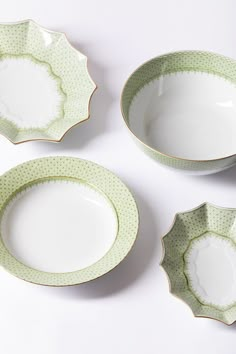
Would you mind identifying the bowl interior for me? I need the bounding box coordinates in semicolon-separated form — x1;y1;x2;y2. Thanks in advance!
122;52;236;161
162;203;236;324
1;178;118;273
184;231;236;309
0;54;66;130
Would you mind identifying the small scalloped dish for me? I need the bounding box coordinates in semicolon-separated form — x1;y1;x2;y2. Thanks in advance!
0;20;96;144
121;51;236;174
0;157;138;286
161;203;236;325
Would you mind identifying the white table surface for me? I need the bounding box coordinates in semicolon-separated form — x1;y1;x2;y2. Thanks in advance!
1;1;236;353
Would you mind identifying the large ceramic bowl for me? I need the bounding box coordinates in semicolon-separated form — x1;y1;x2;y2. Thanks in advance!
0;20;96;144
121;51;236;174
161;203;236;325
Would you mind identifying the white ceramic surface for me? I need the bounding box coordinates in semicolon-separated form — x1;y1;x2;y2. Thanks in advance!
0;56;64;129
185;232;236;308
129;72;236;160
2;2;236;353
0;180;118;273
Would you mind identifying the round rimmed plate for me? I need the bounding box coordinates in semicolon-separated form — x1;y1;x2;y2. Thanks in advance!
0;20;96;144
0;157;138;286
161;203;236;325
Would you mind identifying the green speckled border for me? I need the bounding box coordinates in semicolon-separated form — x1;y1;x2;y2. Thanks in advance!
161;203;236;325
121;51;236;173
0;157;139;286
0;20;96;144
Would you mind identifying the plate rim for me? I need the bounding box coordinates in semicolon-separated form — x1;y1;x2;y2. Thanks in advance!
0;156;139;286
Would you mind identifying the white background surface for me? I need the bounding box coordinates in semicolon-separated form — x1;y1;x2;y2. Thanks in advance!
1;1;236;353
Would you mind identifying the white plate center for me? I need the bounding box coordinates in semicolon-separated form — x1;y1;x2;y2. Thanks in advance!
129;72;236;159
0;180;118;273
0;56;64;129
185;232;236;308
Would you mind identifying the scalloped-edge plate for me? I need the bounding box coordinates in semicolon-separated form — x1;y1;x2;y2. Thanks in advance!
0;20;96;144
161;202;236;325
0;157;139;286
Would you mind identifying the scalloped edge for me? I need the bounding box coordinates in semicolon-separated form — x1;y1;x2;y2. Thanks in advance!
0;19;97;144
160;202;236;325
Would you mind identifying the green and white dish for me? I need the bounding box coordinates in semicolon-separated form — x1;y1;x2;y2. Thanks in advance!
161;202;236;325
121;51;236;174
0;157;138;286
0;20;96;144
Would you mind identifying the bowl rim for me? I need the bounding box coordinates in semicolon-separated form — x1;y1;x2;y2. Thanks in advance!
0;19;97;144
120;49;236;163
